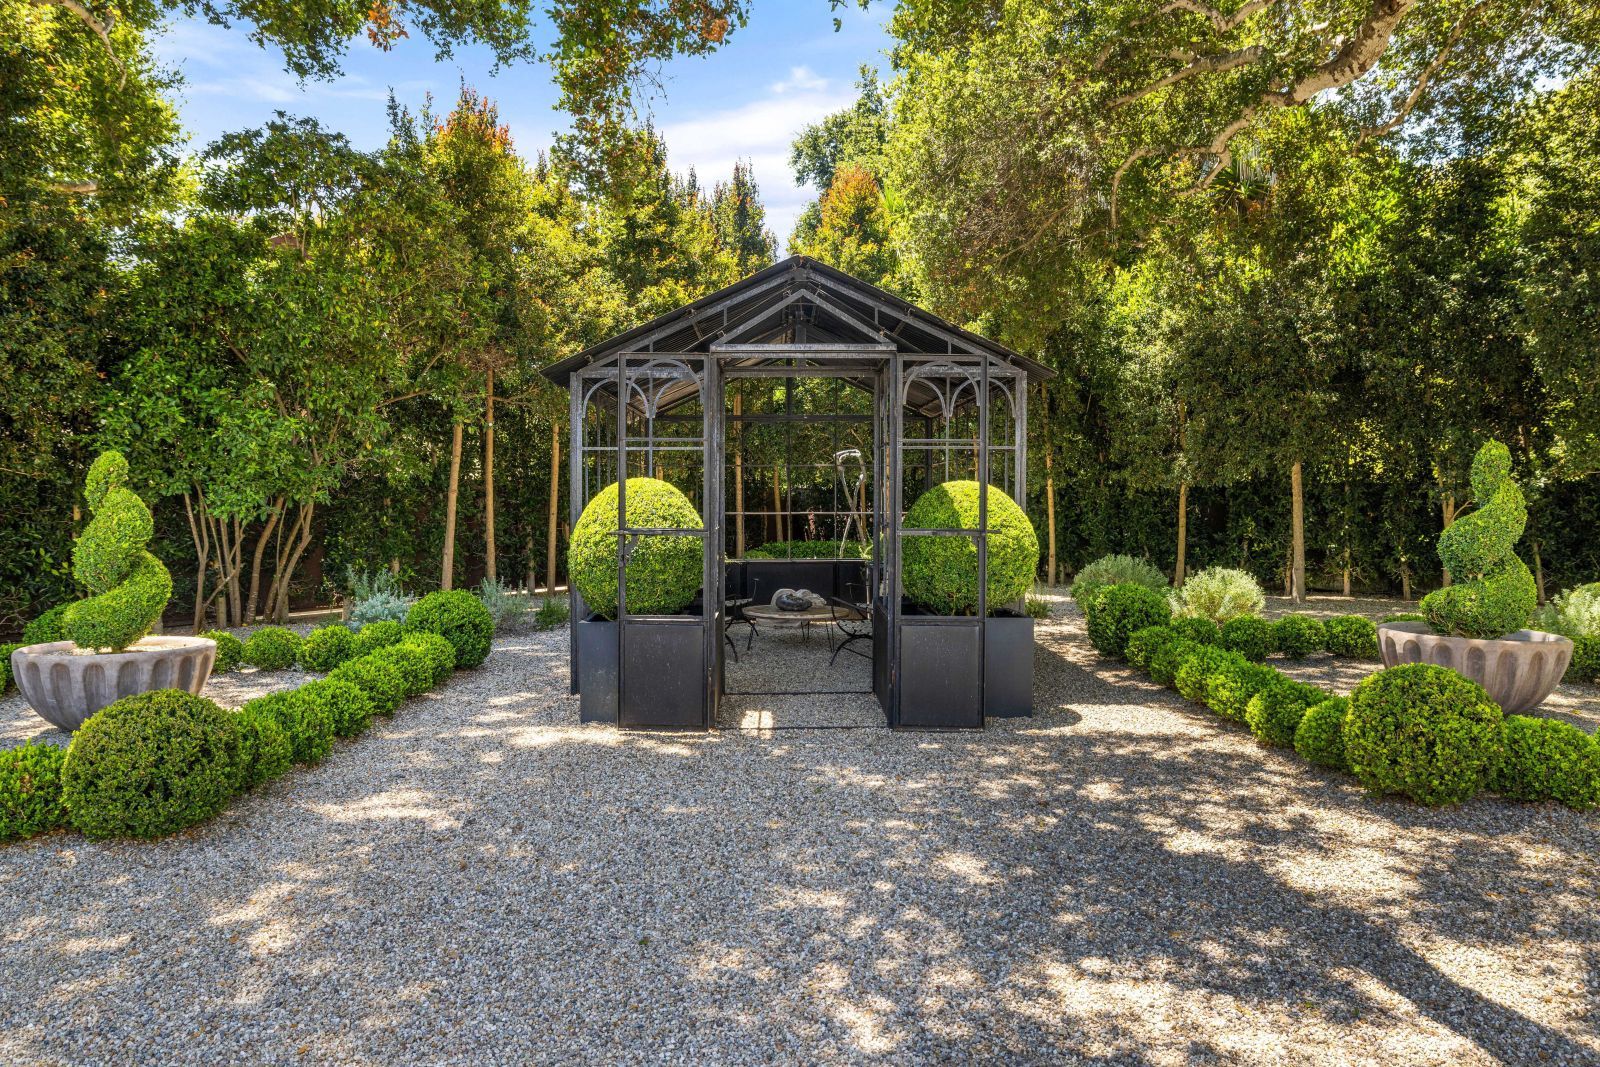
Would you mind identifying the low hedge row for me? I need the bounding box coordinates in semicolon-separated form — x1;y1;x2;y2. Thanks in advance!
1;631;462;842
1106;609;1599;810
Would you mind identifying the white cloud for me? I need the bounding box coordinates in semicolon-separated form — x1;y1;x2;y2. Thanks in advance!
770;65;829;95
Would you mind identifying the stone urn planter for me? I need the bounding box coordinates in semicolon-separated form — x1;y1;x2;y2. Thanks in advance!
11;636;217;732
1377;622;1572;715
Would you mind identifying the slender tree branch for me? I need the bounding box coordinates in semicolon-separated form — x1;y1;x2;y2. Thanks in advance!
29;0;127;88
1157;0;1278;34
1113;45;1266;106
1356;0;1488;144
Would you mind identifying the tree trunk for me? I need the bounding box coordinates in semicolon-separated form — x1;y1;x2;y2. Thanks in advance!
772;464;783;543
546;422;561;595
526;531;538;594
1532;540;1546;605
484;370;497;582
1045;446;1058;586
273;503;315;621
184;492;211;634
1400;557;1412;601
733;392;746;558
442;420;463;591
1290;459;1306;603
1342;546;1352;598
245;497;285;623
1441;492;1456;586
1174;482;1188;588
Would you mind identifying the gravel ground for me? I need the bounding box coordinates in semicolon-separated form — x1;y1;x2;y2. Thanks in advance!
1;597;1597;1065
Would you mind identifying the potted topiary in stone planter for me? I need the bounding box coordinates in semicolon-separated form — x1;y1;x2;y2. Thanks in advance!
1377;440;1571;714
895;480;1040;725
10;452;215;732
568;477;705;726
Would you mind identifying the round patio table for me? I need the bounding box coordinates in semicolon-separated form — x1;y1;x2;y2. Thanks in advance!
742;601;864;644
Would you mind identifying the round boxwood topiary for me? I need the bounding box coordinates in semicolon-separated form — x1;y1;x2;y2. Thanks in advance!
243;626;303;671
1149;638;1199;689
351;619;404;657
61;689;242;839
1420;440;1537;639
1294;697;1351;771
1344;664;1505;806
1070;554;1167;605
1175;644;1232;705
1086;583;1172;658
1271;615;1325;660
1323;615;1379;659
370;644;434;697
902;481;1039;616
1170;567;1265;625
1489;715;1600;809
22;605;68;645
404;590;494;669
1169;617;1222;647
399;633;456;687
1220;616;1274;662
242;690;335;766
294;677;376;739
61;452;173;652
1207;658;1282;723
1125;625;1175;672
1564;635;1599;685
300;624;356;672
1245;679;1326;747
0;741;68;841
200;630;245;673
327;656;408;715
233;704;293;789
570;478;704;619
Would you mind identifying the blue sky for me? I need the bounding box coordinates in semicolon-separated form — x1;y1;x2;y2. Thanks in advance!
151;3;895;244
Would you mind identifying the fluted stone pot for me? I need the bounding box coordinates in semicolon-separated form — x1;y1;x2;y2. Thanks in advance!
1377;622;1573;715
10;636;217;732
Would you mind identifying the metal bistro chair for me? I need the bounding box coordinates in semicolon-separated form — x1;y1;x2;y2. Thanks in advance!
725;597;758;660
823;594;871;668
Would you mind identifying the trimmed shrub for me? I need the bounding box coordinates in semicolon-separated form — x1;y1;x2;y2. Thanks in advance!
1206;658;1281;723
1220;616;1274;662
370;644;434;697
1381;612;1426;624
1344;664;1505;806
1149;639;1199;688
405;590;494;669
1169;617;1222;647
351;619;404;656
1272;614;1325;660
1245;680;1326;747
1125;625;1175;672
233;704;293;789
22;605;68;644
201;630;245;673
300;624;356;672
327;656;407;715
1420;440;1537;639
1070;554;1167;605
1489;716;1600;809
243;690;334;766
61;452;173;652
0;644;16;692
61;690;242;839
902;481;1040;615
570;477;704;619
1169;567;1265;625
745;539;870;560
1323;615;1379;659
1175;645;1232;705
243;626;303;670
1085;583;1171;658
1566;636;1600;685
1294;697;1350;770
0;742;68;841
1535;581;1600;640
294;678;376;739
399;633;456;687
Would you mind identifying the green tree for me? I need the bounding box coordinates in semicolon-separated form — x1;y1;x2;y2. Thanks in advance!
710;160;777;276
791;164;902;292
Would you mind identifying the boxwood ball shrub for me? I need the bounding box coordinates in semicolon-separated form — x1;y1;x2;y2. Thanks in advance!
0;742;68;841
201;630;244;673
1206;658;1281;723
1567;636;1600;684
1125;625;1175;672
243;626;303;670
1420;440;1537;639
1070;554;1166;605
370;643;434;697
1322;615;1379;659
327;656;408;715
404;590;494;669
1344;664;1505;807
294;678;376;739
1220;616;1274;662
233;704;294;789
1245;680;1326;747
1169;567;1265;625
1294;697;1351;771
399;633;456;687
22;604;68;645
1271;615;1325;660
243;690;335;766
352;619;404;657
299;624;356;672
61;690;242;839
1149;638;1199;688
1085;583;1171;657
570;477;704;619
1175;644;1232;705
902;481;1040;616
1490;715;1600;809
1169;617;1221;647
61;452;174;652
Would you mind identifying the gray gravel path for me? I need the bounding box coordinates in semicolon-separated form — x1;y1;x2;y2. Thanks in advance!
1;597;1597;1065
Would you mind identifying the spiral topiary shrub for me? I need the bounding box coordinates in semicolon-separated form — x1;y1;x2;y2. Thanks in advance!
404;589;494;669
299;624;356;672
570;478;704;619
1421;440;1537;639
243;626;303;670
1169;617;1222;647
1206;657;1282;723
243;690;334;766
60;452;173;652
61;689;242;839
901;481;1039;615
201;630;245;673
1085;583;1171;657
1169;567;1265;625
22;605;68;645
1220;616;1274;662
1271;615;1325;660
1322;615;1379;659
0;742;68;841
351;619;404;657
1344;664;1505;806
1488;715;1600;809
1245;679;1326;747
295;677;376;739
327;656;407;715
233;704;294;789
399;633;456;686
1070;554;1166;605
1125;625;1175;672
1294;697;1350;770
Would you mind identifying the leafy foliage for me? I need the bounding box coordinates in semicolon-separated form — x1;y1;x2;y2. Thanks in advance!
1245;679;1327;747
1271;615;1326;660
404;589;494;669
241;690;334;766
326;656;408;715
1344;664;1505;807
1421;441;1537;638
1169;567;1265;625
299;625;357;673
1069;554;1167;605
351;620;405;657
1085;584;1172;658
1489;715;1600;809
243;627;303;671
1295;697;1351;771
1323;615;1380;659
1220;616;1274;662
61;452;172;651
902;481;1040;616
0;742;68;841
201;631;245;673
570;478;704;619
233;704;294;789
295;678;377;739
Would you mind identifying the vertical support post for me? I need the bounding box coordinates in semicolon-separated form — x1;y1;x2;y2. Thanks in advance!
977;355;990;724
567;375;585;694
887;352;903;726
702;354;723;726
615;354;628;717
1014;371;1028;510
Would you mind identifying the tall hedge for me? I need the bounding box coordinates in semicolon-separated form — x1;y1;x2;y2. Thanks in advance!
902;481;1039;615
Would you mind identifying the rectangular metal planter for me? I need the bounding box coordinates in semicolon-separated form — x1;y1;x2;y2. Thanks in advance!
575;616;708;728
739;558;868;603
982;613;1035;718
891;611;1035;728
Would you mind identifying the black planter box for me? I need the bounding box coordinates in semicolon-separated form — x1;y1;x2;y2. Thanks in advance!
893;610;1035;728
982;613;1035;719
737;558;868;603
575;615;707;728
